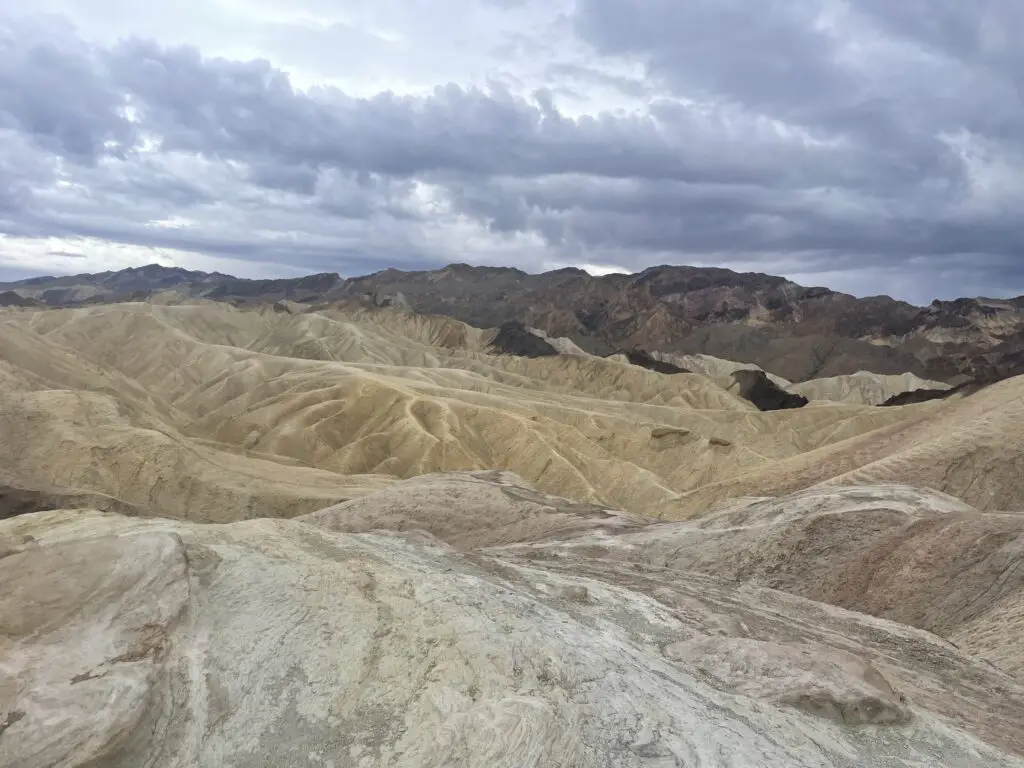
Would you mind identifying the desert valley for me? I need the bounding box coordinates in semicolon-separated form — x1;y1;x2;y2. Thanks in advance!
0;263;1023;766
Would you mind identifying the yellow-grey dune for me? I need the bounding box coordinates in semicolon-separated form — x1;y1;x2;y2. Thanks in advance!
2;300;1020;520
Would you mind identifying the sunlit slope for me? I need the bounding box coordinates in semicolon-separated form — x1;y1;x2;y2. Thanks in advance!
0;386;392;522
789;371;951;405
2;300;1008;517
659;373;1024;517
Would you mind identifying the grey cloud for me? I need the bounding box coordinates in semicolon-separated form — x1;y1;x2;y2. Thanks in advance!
247;162;320;196
7;203;439;276
850;1;1024;143
575;1;972;193
94;154;215;208
3;22;874;199
0;125;445;275
0;6;1023;302
855;0;1024;68
563;1;1024;275
0;17;136;163
0;170;34;217
92;38;846;188
544;63;652;99
0;15;943;200
574;0;853;116
314;169;423;221
0;130;60;219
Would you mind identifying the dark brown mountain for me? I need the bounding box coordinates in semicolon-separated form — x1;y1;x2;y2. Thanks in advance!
3;262;1023;384
0;290;43;308
729;370;809;411
616;349;691;375
881;386;965;407
487;321;560;358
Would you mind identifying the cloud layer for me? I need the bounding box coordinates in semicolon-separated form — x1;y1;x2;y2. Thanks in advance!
1;1;1022;302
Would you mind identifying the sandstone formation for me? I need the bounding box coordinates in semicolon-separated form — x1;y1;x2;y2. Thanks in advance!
649;350;792;388
508;482;1024;677
3;473;1024;767
659;371;1024;518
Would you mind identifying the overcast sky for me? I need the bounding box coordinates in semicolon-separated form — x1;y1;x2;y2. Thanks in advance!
1;1;1022;303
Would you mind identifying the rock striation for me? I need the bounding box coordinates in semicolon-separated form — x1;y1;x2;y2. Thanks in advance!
2;472;1024;767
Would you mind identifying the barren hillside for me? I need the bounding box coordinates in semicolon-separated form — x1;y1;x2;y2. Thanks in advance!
6;299;1010;520
5;263;1024;384
3;296;1024;767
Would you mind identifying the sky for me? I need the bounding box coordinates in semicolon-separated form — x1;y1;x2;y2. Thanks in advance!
0;1;1022;304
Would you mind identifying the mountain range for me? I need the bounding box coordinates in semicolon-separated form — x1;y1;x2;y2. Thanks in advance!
4;264;1024;766
4;262;1023;385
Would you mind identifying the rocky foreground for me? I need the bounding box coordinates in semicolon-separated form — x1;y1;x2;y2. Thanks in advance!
3;472;1022;767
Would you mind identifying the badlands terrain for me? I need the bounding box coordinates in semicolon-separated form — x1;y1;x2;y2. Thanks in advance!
5;262;1024;385
2;289;1024;766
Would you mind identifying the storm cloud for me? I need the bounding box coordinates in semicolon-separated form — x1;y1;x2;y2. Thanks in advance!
0;1;1022;301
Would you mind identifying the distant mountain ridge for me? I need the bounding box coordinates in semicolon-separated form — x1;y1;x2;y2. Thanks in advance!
3;262;1023;385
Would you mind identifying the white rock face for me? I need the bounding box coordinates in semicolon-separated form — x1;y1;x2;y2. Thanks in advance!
2;473;1023;767
0;533;190;767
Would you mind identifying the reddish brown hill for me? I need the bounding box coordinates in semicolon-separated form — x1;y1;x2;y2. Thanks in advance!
3;262;1023;383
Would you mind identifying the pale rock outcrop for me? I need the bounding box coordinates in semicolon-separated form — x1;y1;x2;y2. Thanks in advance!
2;473;1023;767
